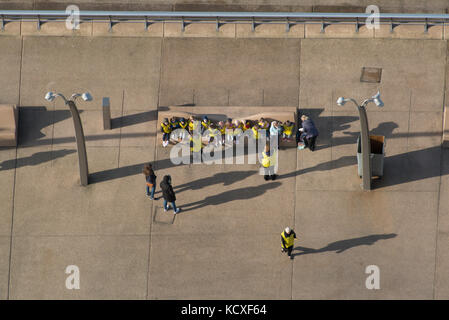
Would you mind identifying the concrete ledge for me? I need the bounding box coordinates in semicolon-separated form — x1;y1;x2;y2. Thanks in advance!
157;106;297;147
305;23;374;38
236;23;304;38
163;22;235;38
92;21;163;37
375;24;443;39
0;104;18;147
443;106;449;148
0;21;21;36
1;20;447;39
21;21;93;36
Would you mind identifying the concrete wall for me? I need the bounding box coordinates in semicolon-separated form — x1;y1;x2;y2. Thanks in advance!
2;20;449;40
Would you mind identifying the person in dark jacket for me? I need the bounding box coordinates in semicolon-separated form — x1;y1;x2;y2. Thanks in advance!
299;115;319;151
160;175;180;214
143;163;157;200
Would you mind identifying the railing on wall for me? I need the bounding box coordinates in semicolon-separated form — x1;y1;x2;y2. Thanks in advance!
1;10;449;32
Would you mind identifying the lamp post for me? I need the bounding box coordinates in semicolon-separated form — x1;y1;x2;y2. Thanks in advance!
336;91;384;191
45;91;92;186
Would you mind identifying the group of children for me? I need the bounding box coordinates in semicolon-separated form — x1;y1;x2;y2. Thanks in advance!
160;115;295;148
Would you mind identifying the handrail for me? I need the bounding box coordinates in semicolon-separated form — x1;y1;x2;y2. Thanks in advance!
0;10;449;19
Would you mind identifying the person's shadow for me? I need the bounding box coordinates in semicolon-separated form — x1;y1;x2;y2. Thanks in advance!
180;181;281;212
160;170;258;195
293;233;397;257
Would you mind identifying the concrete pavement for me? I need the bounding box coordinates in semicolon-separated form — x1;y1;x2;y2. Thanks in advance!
0;33;448;299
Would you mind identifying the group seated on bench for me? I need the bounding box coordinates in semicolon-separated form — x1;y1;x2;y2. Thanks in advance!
160;115;295;148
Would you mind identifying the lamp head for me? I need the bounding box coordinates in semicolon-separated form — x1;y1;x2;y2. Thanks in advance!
81;92;92;102
45;92;56;102
336;97;346;106
372;91;384;107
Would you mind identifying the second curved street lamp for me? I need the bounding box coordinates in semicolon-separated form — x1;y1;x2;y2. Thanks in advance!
336;91;384;191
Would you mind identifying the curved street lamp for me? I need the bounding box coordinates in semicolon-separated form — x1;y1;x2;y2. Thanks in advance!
45;91;92;186
336;91;383;191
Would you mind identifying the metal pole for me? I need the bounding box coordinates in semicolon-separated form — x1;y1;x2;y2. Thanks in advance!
67;100;89;186
357;105;372;190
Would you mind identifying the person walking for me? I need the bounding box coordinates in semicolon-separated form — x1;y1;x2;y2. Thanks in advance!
160;175;180;214
299;115;319;151
281;227;297;260
143;163;157;200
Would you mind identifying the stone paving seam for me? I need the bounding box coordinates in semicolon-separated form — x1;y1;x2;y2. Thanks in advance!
433;40;449;299
6;36;25;300
146;36;164;299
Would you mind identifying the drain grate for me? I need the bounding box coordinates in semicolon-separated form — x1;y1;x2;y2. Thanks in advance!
360;67;382;83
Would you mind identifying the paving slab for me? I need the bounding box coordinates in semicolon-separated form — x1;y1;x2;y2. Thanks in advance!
159;38;300;107
0;236;10;300
13;146;153;236
293;190;438;299
9;235;149;299
299;39;446;113
434;148;449;299
0;37;21;106
20;36;162;111
0;148;15;236
147;233;292;299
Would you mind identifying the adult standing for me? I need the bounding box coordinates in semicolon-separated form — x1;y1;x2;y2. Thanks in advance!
299;115;319;151
261;144;277;181
281;227;297;260
143;163;157;200
160;175;180;214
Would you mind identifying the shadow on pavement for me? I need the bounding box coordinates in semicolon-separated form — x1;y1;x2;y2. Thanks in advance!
279;146;445;189
168;170;258;194
292;233;397;257
180;181;281;212
0;149;76;171
111;109;162;129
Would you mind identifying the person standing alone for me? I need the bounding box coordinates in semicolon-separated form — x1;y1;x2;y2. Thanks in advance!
261;144;277;181
281;227;296;260
160;175;180;214
143;163;157;200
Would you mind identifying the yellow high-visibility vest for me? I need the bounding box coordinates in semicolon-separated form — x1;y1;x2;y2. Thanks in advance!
252;127;260;139
262;151;271;168
281;231;295;248
209;128;219;138
179;122;188;129
190;136;202;152
283;124;294;136
161;123;172;133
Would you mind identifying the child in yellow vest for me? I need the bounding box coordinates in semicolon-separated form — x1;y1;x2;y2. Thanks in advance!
225;118;235;145
218;121;226;145
282;120;294;141
160;118;172;147
233;120;244;145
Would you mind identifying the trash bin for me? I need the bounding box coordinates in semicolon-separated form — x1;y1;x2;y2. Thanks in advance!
357;135;385;178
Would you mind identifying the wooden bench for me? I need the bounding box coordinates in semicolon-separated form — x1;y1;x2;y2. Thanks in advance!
0;104;19;147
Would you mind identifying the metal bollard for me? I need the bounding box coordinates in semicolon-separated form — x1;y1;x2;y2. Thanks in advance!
102;97;111;130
